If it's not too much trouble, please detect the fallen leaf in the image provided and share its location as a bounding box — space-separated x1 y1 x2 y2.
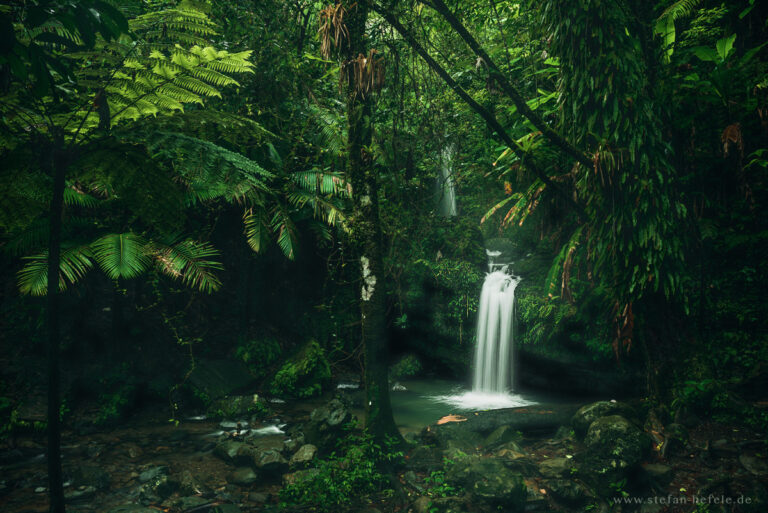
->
437 414 467 425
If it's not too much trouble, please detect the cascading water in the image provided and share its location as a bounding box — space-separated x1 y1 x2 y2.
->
472 258 520 393
430 247 533 410
436 145 457 217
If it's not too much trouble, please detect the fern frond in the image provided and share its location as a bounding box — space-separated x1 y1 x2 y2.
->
243 208 269 253
18 245 94 296
271 207 298 260
152 238 222 293
91 232 152 279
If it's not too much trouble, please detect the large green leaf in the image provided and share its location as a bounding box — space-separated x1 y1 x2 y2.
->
91 233 151 279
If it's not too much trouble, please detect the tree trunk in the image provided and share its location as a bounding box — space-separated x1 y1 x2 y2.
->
46 139 67 513
343 1 403 446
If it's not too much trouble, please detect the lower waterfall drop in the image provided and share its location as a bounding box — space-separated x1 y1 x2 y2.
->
472 267 520 393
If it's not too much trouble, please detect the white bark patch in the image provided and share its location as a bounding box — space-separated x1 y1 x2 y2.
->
360 256 376 301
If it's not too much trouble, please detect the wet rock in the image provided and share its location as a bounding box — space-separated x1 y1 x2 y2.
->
248 492 269 503
137 466 177 504
254 449 289 476
711 438 738 458
170 496 209 510
285 433 305 453
740 454 768 476
188 359 255 400
572 401 636 438
412 496 432 513
581 415 647 495
214 441 245 464
483 424 521 449
69 464 110 490
213 505 241 513
64 485 96 502
445 454 525 508
424 496 468 513
227 467 258 487
538 457 574 478
304 398 353 454
642 463 673 485
289 444 317 469
283 468 320 487
545 479 589 506
138 466 169 483
177 470 206 496
662 423 689 457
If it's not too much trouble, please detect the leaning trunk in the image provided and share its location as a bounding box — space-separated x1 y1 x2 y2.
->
46 140 67 513
343 1 403 445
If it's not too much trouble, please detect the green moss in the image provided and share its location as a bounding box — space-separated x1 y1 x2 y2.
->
270 340 331 398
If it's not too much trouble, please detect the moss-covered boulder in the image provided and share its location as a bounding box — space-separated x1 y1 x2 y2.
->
580 415 648 496
445 455 526 510
270 340 331 398
571 401 637 438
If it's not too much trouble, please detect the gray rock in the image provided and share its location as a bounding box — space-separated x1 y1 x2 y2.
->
255 449 289 476
188 359 255 400
289 444 317 469
213 505 241 513
248 492 269 503
445 454 525 508
545 479 589 506
407 445 443 473
572 401 636 438
214 441 245 464
412 496 432 513
177 470 206 496
538 457 574 478
740 454 768 476
483 425 521 449
642 463 674 484
171 496 209 510
662 423 689 457
138 466 169 483
227 467 258 487
304 399 353 454
64 485 96 502
285 433 305 453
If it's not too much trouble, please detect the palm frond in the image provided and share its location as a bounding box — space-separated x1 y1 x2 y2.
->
153 238 223 293
18 245 94 296
271 207 298 260
91 232 151 279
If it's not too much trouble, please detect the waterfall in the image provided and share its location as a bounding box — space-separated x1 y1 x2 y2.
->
436 145 457 217
472 251 520 393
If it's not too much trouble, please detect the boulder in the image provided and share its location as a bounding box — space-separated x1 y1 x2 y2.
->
446 455 526 509
642 463 673 485
214 441 245 465
64 485 97 502
304 399 353 454
423 403 581 450
483 425 521 450
137 466 177 504
289 444 317 469
571 401 636 438
227 467 258 487
538 457 574 478
581 415 647 496
662 423 689 457
253 449 288 476
545 479 589 506
740 454 768 477
188 359 255 400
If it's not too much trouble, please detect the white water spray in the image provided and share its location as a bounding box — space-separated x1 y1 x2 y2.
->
472 265 519 393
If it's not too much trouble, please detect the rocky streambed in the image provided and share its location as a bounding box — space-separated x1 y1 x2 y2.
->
0 396 766 513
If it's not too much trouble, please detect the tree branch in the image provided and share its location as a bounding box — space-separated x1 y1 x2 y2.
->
369 2 587 222
426 0 593 169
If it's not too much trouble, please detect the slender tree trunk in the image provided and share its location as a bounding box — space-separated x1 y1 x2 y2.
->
343 1 403 446
46 138 67 513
